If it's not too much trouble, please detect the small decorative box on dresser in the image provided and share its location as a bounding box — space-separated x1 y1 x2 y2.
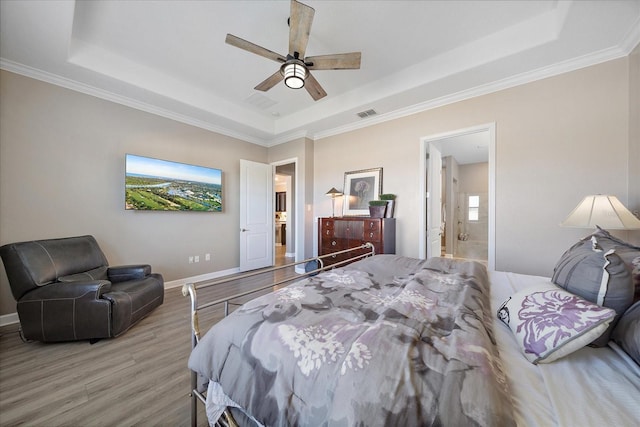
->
318 217 396 267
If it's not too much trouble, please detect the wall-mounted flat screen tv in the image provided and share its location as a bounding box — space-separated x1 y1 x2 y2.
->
125 154 222 211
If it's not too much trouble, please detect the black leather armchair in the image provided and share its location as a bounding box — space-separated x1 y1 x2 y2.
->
0 235 164 342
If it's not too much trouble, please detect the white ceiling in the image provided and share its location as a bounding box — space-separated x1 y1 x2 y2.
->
1 1 639 147
434 131 490 165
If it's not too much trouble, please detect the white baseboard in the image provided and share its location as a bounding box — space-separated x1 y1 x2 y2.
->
285 252 295 258
0 312 19 327
0 267 271 326
163 267 241 289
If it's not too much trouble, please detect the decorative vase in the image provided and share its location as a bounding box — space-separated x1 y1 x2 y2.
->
384 200 395 218
369 205 387 218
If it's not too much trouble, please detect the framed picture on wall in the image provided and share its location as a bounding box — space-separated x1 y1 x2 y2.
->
342 167 383 216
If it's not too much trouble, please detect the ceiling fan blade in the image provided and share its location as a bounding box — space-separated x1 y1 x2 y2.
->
226 34 287 63
306 52 362 70
254 70 284 92
289 0 315 58
304 72 327 101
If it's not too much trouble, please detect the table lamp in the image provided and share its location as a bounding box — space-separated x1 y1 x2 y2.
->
560 194 640 229
326 187 343 217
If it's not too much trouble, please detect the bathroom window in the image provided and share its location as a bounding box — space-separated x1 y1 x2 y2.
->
468 195 480 221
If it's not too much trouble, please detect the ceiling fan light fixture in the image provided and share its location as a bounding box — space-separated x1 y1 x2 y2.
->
282 62 307 89
226 1 360 100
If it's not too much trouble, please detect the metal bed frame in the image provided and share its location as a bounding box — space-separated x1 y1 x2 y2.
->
182 243 375 427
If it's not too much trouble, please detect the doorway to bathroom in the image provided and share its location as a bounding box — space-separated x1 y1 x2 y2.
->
274 162 295 266
419 123 495 270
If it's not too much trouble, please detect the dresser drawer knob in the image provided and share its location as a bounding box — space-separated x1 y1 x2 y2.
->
331 241 337 246
369 232 374 238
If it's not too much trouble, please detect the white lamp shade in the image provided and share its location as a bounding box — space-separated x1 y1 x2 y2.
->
561 195 640 229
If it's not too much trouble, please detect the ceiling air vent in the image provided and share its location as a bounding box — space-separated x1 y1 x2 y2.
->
357 109 378 119
244 93 277 110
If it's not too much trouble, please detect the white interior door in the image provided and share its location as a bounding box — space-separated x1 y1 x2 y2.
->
239 159 273 272
427 144 443 259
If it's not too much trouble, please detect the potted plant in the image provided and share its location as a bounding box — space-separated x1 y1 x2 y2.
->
368 200 388 218
379 194 396 218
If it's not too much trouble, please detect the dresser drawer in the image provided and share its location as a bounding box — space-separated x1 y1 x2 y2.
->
322 238 347 252
334 220 363 239
364 220 382 232
363 228 381 242
321 219 336 230
318 217 395 266
362 220 382 242
321 240 349 267
321 226 335 238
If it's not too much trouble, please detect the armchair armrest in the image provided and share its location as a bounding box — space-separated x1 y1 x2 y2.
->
108 264 152 283
19 280 112 302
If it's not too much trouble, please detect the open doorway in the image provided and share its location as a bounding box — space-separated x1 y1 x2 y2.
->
419 124 495 270
274 162 295 266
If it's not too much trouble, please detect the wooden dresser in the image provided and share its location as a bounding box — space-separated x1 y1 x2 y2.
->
318 217 396 267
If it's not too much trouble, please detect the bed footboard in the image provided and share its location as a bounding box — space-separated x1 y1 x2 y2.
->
182 243 374 427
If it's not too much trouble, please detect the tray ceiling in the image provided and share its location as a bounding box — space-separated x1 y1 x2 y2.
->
1 1 639 146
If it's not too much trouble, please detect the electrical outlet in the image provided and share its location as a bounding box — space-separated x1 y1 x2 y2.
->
188 256 194 264
205 253 211 261
194 255 200 263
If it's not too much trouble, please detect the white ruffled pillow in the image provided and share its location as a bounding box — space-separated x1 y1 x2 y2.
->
497 283 616 364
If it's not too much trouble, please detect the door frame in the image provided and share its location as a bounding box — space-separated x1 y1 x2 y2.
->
271 157 302 264
426 143 443 259
418 123 496 270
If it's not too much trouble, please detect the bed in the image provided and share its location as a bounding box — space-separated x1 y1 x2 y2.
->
186 229 640 426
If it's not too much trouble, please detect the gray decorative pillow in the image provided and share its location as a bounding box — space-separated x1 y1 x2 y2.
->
587 228 640 301
552 231 634 347
633 257 640 303
611 301 640 366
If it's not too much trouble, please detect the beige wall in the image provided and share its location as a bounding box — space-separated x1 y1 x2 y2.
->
314 56 638 276
1 49 639 317
0 70 267 315
267 137 315 260
458 162 489 246
458 163 488 194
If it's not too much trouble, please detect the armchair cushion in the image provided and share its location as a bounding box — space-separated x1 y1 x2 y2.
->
104 273 164 336
58 266 109 282
19 279 112 301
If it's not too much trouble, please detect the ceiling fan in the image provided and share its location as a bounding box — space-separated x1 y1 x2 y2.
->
225 0 361 101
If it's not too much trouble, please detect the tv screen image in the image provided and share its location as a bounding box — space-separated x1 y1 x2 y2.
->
125 154 222 211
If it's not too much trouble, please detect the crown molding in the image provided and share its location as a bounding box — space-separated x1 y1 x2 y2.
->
3 27 638 148
619 15 640 54
264 129 311 147
313 44 634 141
0 58 270 147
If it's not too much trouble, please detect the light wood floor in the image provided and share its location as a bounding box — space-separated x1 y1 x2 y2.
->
0 247 295 426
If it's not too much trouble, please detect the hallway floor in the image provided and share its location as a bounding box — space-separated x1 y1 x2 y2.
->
275 245 294 266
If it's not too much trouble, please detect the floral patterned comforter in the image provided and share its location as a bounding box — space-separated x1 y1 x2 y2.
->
188 255 515 426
